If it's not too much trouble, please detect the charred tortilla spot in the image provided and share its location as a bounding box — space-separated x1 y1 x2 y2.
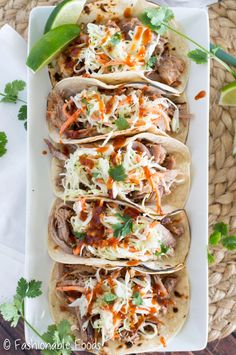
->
125 341 133 349
173 307 178 313
83 5 90 14
174 290 182 298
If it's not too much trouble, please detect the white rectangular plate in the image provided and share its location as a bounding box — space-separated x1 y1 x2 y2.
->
25 4 209 351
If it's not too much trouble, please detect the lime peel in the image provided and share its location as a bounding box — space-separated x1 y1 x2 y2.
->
26 24 80 73
219 81 236 106
44 0 86 33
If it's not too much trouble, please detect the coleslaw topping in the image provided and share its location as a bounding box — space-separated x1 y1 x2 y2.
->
56 266 177 345
70 199 176 260
58 86 179 136
60 139 180 213
73 22 160 74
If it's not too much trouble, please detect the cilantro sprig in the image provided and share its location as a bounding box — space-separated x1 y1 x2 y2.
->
109 164 127 181
132 292 143 306
112 213 133 238
155 243 169 256
115 114 130 130
0 277 74 354
208 222 236 264
0 131 8 158
139 7 236 79
0 80 27 130
110 32 122 45
104 293 118 303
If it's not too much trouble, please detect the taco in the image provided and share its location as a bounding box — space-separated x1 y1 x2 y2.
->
48 0 189 94
48 196 190 271
47 132 190 215
47 78 190 144
49 263 189 354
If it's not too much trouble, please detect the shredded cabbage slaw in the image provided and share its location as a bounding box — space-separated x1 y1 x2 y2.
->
57 268 173 345
71 199 175 261
60 140 180 213
61 86 179 136
74 23 160 74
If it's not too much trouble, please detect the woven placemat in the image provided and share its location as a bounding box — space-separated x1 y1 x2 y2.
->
0 0 236 343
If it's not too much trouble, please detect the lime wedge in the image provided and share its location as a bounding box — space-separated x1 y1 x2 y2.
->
26 24 80 73
219 81 236 106
44 0 86 33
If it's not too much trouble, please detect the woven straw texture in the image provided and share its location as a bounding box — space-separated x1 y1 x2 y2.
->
0 0 236 343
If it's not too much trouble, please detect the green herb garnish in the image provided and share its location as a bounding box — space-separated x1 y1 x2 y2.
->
73 231 86 240
0 277 75 354
0 131 8 158
112 214 133 238
147 56 157 69
221 236 236 250
208 251 215 264
132 292 143 306
208 222 236 263
110 33 122 45
109 164 127 181
139 7 236 79
104 293 118 303
155 243 169 256
0 80 27 129
115 115 130 130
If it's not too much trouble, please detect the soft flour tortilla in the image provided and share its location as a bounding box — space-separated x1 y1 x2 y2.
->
48 196 190 272
51 132 191 215
49 0 189 94
47 77 189 145
49 263 190 354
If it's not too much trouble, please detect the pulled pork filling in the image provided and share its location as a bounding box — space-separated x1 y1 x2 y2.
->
55 265 178 346
47 86 182 139
50 199 184 260
51 18 185 87
48 137 183 214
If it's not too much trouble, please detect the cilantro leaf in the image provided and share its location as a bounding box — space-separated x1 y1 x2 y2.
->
73 231 86 240
139 7 174 35
0 80 26 103
132 292 143 306
112 214 133 238
221 236 236 251
104 293 118 303
155 243 169 256
147 56 157 69
110 33 122 45
115 115 130 130
187 49 208 64
209 230 221 246
0 303 20 327
16 277 28 299
26 280 42 298
214 222 228 236
0 131 8 157
42 320 74 355
208 251 215 264
18 104 27 121
109 164 127 181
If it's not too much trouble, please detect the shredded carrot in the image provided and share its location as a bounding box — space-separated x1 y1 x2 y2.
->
60 105 82 135
107 176 113 190
73 246 81 256
150 221 159 228
143 167 161 214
